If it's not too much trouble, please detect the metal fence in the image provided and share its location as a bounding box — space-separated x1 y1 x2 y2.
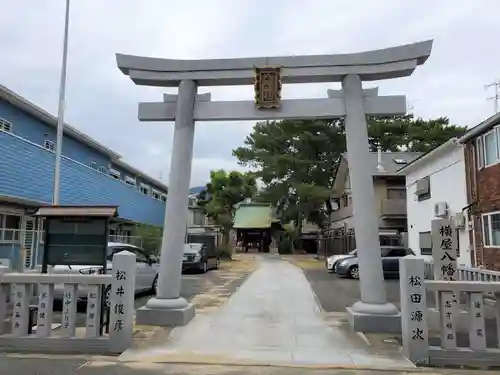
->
318 233 356 257
0 229 41 271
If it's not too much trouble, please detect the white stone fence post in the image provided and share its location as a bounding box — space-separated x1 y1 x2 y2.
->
0 251 136 354
109 250 136 353
400 256 429 365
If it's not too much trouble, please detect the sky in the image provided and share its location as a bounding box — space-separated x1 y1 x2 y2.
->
1 0 499 187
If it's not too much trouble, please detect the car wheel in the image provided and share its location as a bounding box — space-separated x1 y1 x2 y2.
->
104 285 111 307
152 275 158 295
348 266 359 279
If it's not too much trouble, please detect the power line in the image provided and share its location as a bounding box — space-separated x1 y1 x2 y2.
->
485 80 500 114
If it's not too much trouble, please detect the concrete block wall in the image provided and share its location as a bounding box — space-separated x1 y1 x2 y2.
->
0 132 166 226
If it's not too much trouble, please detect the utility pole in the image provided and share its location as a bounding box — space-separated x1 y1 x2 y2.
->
407 99 419 115
52 0 71 204
485 80 500 114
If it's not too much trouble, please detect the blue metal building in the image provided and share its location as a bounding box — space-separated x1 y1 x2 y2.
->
0 85 169 269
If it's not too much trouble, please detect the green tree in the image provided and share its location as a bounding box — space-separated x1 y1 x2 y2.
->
135 224 163 255
197 169 257 246
368 115 467 152
233 116 467 231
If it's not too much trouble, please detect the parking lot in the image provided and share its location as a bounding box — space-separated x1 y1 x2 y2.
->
303 268 401 313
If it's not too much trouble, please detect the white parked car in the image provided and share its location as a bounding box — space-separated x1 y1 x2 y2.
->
325 250 357 273
51 242 158 305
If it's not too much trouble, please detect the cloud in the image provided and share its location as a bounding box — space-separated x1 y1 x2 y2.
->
1 0 499 187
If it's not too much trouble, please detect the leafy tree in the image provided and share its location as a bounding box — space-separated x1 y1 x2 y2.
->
197 170 257 246
368 115 467 152
233 116 467 231
135 224 163 255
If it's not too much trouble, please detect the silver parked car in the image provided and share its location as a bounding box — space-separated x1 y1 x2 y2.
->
326 247 414 279
51 242 159 305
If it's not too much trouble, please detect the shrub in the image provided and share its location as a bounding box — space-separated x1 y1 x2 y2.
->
217 245 233 260
278 237 293 254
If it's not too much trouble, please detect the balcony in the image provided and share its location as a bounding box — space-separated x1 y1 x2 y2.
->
380 198 406 217
330 205 353 222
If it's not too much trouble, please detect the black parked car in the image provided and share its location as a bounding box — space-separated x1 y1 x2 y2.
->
182 243 220 273
333 246 414 279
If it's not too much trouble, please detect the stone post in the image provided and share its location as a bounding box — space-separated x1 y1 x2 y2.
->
36 283 54 337
431 218 459 338
137 79 197 326
109 250 136 353
12 284 29 336
61 283 77 337
400 256 429 364
342 74 399 332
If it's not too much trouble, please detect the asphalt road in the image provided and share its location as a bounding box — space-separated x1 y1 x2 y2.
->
303 268 401 313
304 268 498 348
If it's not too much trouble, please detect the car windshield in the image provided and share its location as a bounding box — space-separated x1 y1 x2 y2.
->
184 243 202 254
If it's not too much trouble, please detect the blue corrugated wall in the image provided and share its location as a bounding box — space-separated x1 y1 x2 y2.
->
0 132 166 226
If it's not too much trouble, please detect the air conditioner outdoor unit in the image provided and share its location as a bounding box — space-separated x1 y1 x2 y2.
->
434 202 449 218
467 220 473 231
454 212 466 229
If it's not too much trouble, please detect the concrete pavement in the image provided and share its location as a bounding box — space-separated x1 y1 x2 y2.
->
119 255 414 369
0 357 495 375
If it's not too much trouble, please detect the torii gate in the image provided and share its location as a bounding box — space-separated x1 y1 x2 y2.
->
116 40 433 332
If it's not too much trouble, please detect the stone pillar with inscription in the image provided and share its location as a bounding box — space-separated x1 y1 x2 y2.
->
36 283 54 337
109 250 136 353
431 218 459 349
400 257 429 364
61 284 77 337
12 284 29 336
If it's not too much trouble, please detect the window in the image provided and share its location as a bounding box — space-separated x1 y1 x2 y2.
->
193 210 205 225
386 248 408 257
160 194 167 203
152 190 161 200
139 184 150 196
484 129 499 166
419 231 432 255
387 188 406 200
109 168 121 180
482 212 500 247
476 127 500 169
0 118 12 132
0 214 21 242
44 140 55 152
415 176 431 201
342 194 350 207
476 136 485 169
125 176 136 186
132 248 148 263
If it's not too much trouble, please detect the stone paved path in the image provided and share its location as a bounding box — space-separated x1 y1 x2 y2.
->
120 255 414 369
